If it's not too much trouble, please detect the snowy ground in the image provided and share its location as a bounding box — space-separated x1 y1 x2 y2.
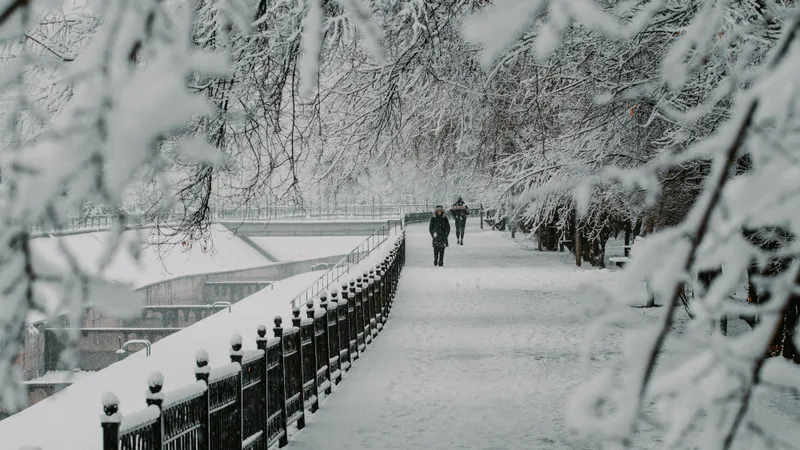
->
286 222 800 449
31 225 370 290
31 224 273 289
290 222 620 449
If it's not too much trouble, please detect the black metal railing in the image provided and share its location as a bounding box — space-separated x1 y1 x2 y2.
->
101 230 408 450
288 218 405 309
31 203 435 236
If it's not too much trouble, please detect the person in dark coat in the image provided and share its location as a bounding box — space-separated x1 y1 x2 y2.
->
429 205 450 267
450 196 469 245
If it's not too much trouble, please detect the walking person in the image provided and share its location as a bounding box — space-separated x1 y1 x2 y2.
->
429 205 450 267
450 196 469 245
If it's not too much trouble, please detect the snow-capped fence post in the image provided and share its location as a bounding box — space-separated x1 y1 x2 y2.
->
350 280 364 354
291 308 308 424
255 326 272 446
376 266 386 323
343 281 359 362
383 257 392 308
367 272 378 338
337 291 351 372
331 288 351 373
229 334 244 443
321 294 342 385
272 317 289 448
100 393 121 450
388 253 397 299
359 275 371 342
371 269 379 323
145 372 164 448
314 294 332 396
385 259 393 310
368 273 377 339
399 237 406 268
282 315 305 431
194 350 211 450
300 303 320 413
357 278 371 347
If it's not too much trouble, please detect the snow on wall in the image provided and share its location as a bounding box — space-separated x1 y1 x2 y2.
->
0 270 325 450
249 236 369 261
30 224 271 291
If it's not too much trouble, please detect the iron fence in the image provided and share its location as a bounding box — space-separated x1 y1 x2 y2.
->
103 232 408 450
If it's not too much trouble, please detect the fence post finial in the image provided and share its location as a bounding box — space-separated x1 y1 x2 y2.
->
230 333 243 364
306 299 315 319
195 349 210 383
146 372 164 409
273 316 283 338
100 393 121 450
292 306 302 328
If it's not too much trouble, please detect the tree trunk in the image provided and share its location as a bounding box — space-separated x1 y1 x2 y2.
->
632 217 643 238
573 213 581 267
624 221 631 246
698 269 725 334
537 226 543 251
741 227 794 356
781 295 800 363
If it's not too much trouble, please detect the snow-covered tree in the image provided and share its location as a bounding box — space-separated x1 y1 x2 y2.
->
463 0 800 447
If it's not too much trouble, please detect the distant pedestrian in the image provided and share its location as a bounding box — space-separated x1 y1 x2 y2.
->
450 197 469 245
429 205 450 267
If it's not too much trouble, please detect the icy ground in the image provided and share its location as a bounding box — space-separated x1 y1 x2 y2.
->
290 223 619 449
288 223 800 450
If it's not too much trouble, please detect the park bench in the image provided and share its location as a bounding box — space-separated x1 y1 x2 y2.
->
609 235 646 268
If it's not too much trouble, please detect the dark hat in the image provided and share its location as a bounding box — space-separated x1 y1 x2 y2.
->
434 205 444 209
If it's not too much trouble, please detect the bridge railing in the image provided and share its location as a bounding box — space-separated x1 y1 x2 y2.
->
99 230 408 450
287 210 434 310
30 204 435 236
288 219 402 310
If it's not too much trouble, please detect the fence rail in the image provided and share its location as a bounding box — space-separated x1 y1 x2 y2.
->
30 204 437 236
289 219 404 309
100 230 408 450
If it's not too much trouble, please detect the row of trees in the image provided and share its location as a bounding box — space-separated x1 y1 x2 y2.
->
308 0 800 447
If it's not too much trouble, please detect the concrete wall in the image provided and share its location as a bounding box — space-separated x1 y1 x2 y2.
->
219 220 388 237
44 328 180 372
203 282 274 305
15 323 46 381
51 254 345 329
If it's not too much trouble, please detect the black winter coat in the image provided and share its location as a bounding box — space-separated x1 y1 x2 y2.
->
429 215 451 248
450 200 469 221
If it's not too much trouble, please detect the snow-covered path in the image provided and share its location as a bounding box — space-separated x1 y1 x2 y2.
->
289 222 613 449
